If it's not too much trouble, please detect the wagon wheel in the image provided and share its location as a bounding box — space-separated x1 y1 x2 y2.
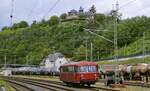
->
72 83 76 87
81 83 85 87
65 82 69 86
87 83 91 87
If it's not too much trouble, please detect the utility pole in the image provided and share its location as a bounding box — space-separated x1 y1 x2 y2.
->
143 32 145 62
90 42 93 61
14 55 16 75
14 55 16 67
114 1 119 62
97 51 100 61
113 1 119 84
136 40 138 53
124 44 126 56
4 54 7 68
85 39 88 61
26 55 29 66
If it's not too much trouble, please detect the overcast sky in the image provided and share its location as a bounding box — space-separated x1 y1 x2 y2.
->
0 0 150 29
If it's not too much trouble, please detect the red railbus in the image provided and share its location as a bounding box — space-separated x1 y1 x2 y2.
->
59 61 100 86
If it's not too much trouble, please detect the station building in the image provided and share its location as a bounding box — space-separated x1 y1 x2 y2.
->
40 53 68 73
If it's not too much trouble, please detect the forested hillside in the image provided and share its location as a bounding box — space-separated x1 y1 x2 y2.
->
0 10 150 65
112 16 150 57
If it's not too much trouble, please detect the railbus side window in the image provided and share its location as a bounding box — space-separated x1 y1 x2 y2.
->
78 66 97 72
88 66 97 72
74 66 78 72
79 66 88 72
68 66 74 72
62 67 68 72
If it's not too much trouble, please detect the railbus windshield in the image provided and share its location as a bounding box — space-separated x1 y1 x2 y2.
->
60 65 98 73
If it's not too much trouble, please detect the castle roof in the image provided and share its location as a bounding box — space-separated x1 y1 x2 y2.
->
70 9 77 13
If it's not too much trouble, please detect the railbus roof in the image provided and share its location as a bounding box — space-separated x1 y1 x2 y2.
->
60 61 97 67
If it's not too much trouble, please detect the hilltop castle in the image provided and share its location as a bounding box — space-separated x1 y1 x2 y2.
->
62 5 96 20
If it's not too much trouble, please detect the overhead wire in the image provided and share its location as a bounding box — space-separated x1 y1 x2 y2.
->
42 0 61 19
119 0 137 10
118 0 150 13
139 5 150 11
26 0 39 22
119 0 149 16
104 0 137 25
10 0 14 26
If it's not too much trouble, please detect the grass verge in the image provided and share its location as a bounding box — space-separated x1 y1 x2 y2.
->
98 56 150 65
0 78 14 91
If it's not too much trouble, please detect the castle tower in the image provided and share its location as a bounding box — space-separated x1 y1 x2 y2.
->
79 6 84 13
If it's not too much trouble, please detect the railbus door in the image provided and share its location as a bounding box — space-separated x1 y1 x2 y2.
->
67 66 76 83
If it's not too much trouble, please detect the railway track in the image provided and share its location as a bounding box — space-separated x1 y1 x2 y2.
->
11 78 78 91
20 77 120 91
2 76 120 91
8 77 150 91
99 79 150 88
6 79 35 91
124 81 150 87
3 77 77 91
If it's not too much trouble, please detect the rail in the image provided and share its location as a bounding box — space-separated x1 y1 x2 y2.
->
4 76 120 91
5 79 34 91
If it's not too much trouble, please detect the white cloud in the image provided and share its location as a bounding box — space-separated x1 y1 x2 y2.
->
0 0 150 29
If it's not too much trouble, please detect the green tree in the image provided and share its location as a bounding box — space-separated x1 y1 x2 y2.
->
73 45 86 61
1 26 10 31
18 21 29 28
12 21 28 29
60 13 67 20
49 16 60 26
31 20 38 28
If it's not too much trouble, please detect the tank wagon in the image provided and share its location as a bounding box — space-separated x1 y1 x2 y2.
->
100 63 150 82
99 65 124 85
59 61 100 86
121 63 150 81
12 67 56 75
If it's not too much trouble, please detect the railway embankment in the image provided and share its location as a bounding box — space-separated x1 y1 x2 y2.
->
98 56 150 65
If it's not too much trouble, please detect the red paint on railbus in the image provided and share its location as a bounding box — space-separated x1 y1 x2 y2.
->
59 61 100 86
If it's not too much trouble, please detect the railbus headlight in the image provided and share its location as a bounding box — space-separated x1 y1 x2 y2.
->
94 74 97 77
80 74 84 79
